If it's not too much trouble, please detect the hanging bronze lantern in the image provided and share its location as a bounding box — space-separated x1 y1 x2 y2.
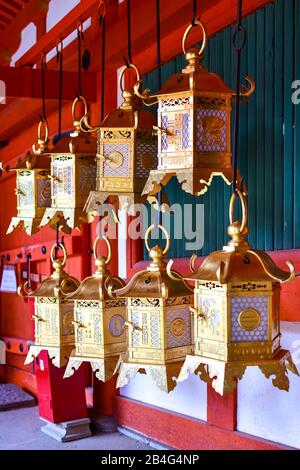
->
134 20 254 199
24 243 80 368
82 63 158 217
64 236 126 382
2 120 51 235
177 191 299 395
115 225 193 393
40 97 97 233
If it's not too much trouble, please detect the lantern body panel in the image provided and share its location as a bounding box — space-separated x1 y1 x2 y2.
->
97 129 157 194
40 130 97 231
7 162 51 235
51 154 96 209
127 297 193 366
157 93 231 172
194 279 280 363
34 297 75 348
84 99 158 217
73 298 126 359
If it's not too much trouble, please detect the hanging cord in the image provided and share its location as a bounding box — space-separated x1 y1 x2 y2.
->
156 0 163 225
41 54 47 123
26 254 31 290
56 39 63 140
77 22 84 97
126 0 132 64
232 0 247 194
192 0 197 26
99 1 106 121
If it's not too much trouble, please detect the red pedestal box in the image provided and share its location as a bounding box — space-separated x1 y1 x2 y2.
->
35 350 88 423
28 297 87 423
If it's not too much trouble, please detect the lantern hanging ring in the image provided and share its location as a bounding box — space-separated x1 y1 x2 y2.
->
182 18 207 56
50 243 67 266
72 95 88 123
37 118 49 144
119 63 140 94
229 189 248 233
93 236 112 265
98 0 106 18
145 224 170 256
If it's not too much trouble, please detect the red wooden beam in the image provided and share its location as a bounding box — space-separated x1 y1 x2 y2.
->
0 0 50 65
0 65 97 101
16 0 112 67
115 396 293 450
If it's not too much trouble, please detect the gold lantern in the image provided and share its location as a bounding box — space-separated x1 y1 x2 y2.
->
40 97 97 233
82 63 158 217
64 237 126 382
24 243 80 368
115 225 194 393
178 191 299 395
134 20 255 198
3 120 51 235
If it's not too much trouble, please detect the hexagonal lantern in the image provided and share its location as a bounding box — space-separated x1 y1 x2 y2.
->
24 243 80 368
115 225 194 393
134 20 254 199
4 120 51 235
40 97 97 233
64 236 126 382
178 191 299 395
82 63 158 217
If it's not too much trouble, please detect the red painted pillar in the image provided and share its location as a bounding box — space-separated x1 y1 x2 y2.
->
207 383 237 431
28 286 88 424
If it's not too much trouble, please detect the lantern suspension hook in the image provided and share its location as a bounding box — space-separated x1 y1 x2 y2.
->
145 224 170 256
182 18 207 56
93 236 112 266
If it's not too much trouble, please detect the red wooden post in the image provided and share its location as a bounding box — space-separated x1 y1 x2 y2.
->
207 383 237 431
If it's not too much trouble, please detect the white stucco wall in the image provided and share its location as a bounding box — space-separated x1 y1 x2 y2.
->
120 371 207 420
237 321 300 449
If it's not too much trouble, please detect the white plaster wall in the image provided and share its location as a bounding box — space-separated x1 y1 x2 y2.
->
237 321 300 449
11 23 36 66
120 372 207 420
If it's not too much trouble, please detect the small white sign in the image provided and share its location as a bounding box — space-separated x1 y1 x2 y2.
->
0 265 17 293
